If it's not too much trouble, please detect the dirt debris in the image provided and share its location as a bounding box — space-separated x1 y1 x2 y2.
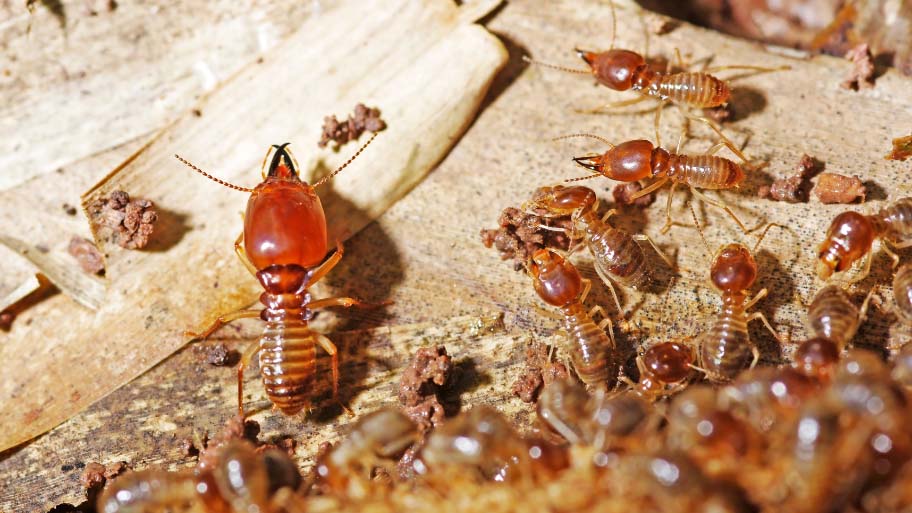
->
841 43 875 90
812 173 866 204
480 206 578 272
318 103 386 149
398 346 453 433
702 104 733 124
79 462 106 492
758 154 822 203
0 312 14 331
612 182 656 208
886 134 912 161
511 340 569 404
67 236 105 275
87 190 158 249
197 414 260 470
62 203 78 216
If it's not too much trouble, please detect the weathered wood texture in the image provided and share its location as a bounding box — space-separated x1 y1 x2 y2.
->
0 0 506 454
3 0 912 510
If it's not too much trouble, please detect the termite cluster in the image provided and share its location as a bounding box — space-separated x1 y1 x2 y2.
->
79 2 912 513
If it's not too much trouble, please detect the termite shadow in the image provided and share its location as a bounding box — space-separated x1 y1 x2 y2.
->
751 247 796 364
725 86 768 123
144 206 190 252
863 180 888 202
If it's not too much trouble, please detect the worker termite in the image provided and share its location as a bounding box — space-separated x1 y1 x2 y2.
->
523 0 788 146
175 135 378 416
892 263 912 325
806 284 875 351
559 133 752 233
621 341 696 400
527 248 622 390
816 197 912 281
314 407 418 492
719 366 818 434
697 227 782 382
98 441 302 513
524 184 674 312
793 337 841 382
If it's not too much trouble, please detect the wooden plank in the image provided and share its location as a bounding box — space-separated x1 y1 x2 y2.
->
3 0 912 510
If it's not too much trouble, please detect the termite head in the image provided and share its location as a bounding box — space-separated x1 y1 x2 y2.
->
526 185 598 217
577 48 647 91
709 244 757 293
206 441 301 513
794 337 840 382
816 211 875 280
528 249 583 307
574 139 665 182
641 342 695 385
245 144 328 272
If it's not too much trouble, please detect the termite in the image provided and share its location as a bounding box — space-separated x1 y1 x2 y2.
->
622 341 696 400
559 132 752 234
524 184 673 312
527 248 622 390
175 135 378 416
816 198 912 281
98 441 302 513
314 407 418 492
892 263 912 325
524 0 787 145
793 337 841 382
806 284 875 352
720 366 818 434
696 226 782 382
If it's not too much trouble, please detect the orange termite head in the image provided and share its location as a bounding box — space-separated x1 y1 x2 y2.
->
642 342 695 384
576 48 647 91
816 211 875 280
573 139 663 182
528 249 583 307
244 144 329 273
709 243 757 292
527 185 598 216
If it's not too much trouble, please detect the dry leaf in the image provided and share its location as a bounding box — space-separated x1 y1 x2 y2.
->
0 0 506 452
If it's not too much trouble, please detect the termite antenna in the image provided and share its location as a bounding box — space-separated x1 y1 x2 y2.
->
690 201 712 260
522 55 590 75
752 222 783 254
174 154 254 193
553 133 616 148
608 0 617 50
314 132 379 189
564 173 602 183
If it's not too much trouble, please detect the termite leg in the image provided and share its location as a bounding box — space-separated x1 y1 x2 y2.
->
308 240 345 286
580 278 592 303
185 309 261 340
659 181 679 234
633 234 675 270
705 141 727 156
577 95 651 115
682 110 750 163
747 310 781 343
315 333 353 416
591 265 624 315
749 345 760 369
703 64 791 74
744 288 768 310
234 232 258 277
305 296 388 310
881 240 907 268
589 304 616 348
237 341 261 417
689 187 749 233
653 100 670 147
849 251 874 285
629 176 670 201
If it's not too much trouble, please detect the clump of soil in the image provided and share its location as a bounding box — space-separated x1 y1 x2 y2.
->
812 173 866 204
886 134 912 161
87 190 158 249
512 340 569 404
318 103 386 149
480 206 578 272
612 182 656 208
197 414 261 470
78 459 131 505
67 236 105 275
758 154 822 202
398 346 453 433
841 43 876 90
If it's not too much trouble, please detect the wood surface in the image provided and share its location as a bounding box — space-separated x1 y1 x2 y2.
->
2 0 912 511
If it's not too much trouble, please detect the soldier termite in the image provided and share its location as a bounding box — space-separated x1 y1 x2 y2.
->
175 135 378 416
558 132 752 234
524 184 674 313
523 0 788 146
817 197 912 282
527 248 622 390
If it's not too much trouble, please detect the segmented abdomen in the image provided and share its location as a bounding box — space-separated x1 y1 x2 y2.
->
652 72 729 107
587 222 648 289
561 303 617 388
259 320 316 415
894 264 912 325
699 304 751 382
807 285 860 350
97 470 197 513
667 155 743 190
878 197 912 244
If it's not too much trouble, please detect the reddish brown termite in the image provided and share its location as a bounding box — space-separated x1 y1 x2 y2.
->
816 198 912 281
806 284 875 352
527 248 622 390
621 341 696 400
175 136 378 416
98 441 303 513
557 132 752 234
523 1 788 145
524 184 674 313
696 226 782 382
892 263 912 325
